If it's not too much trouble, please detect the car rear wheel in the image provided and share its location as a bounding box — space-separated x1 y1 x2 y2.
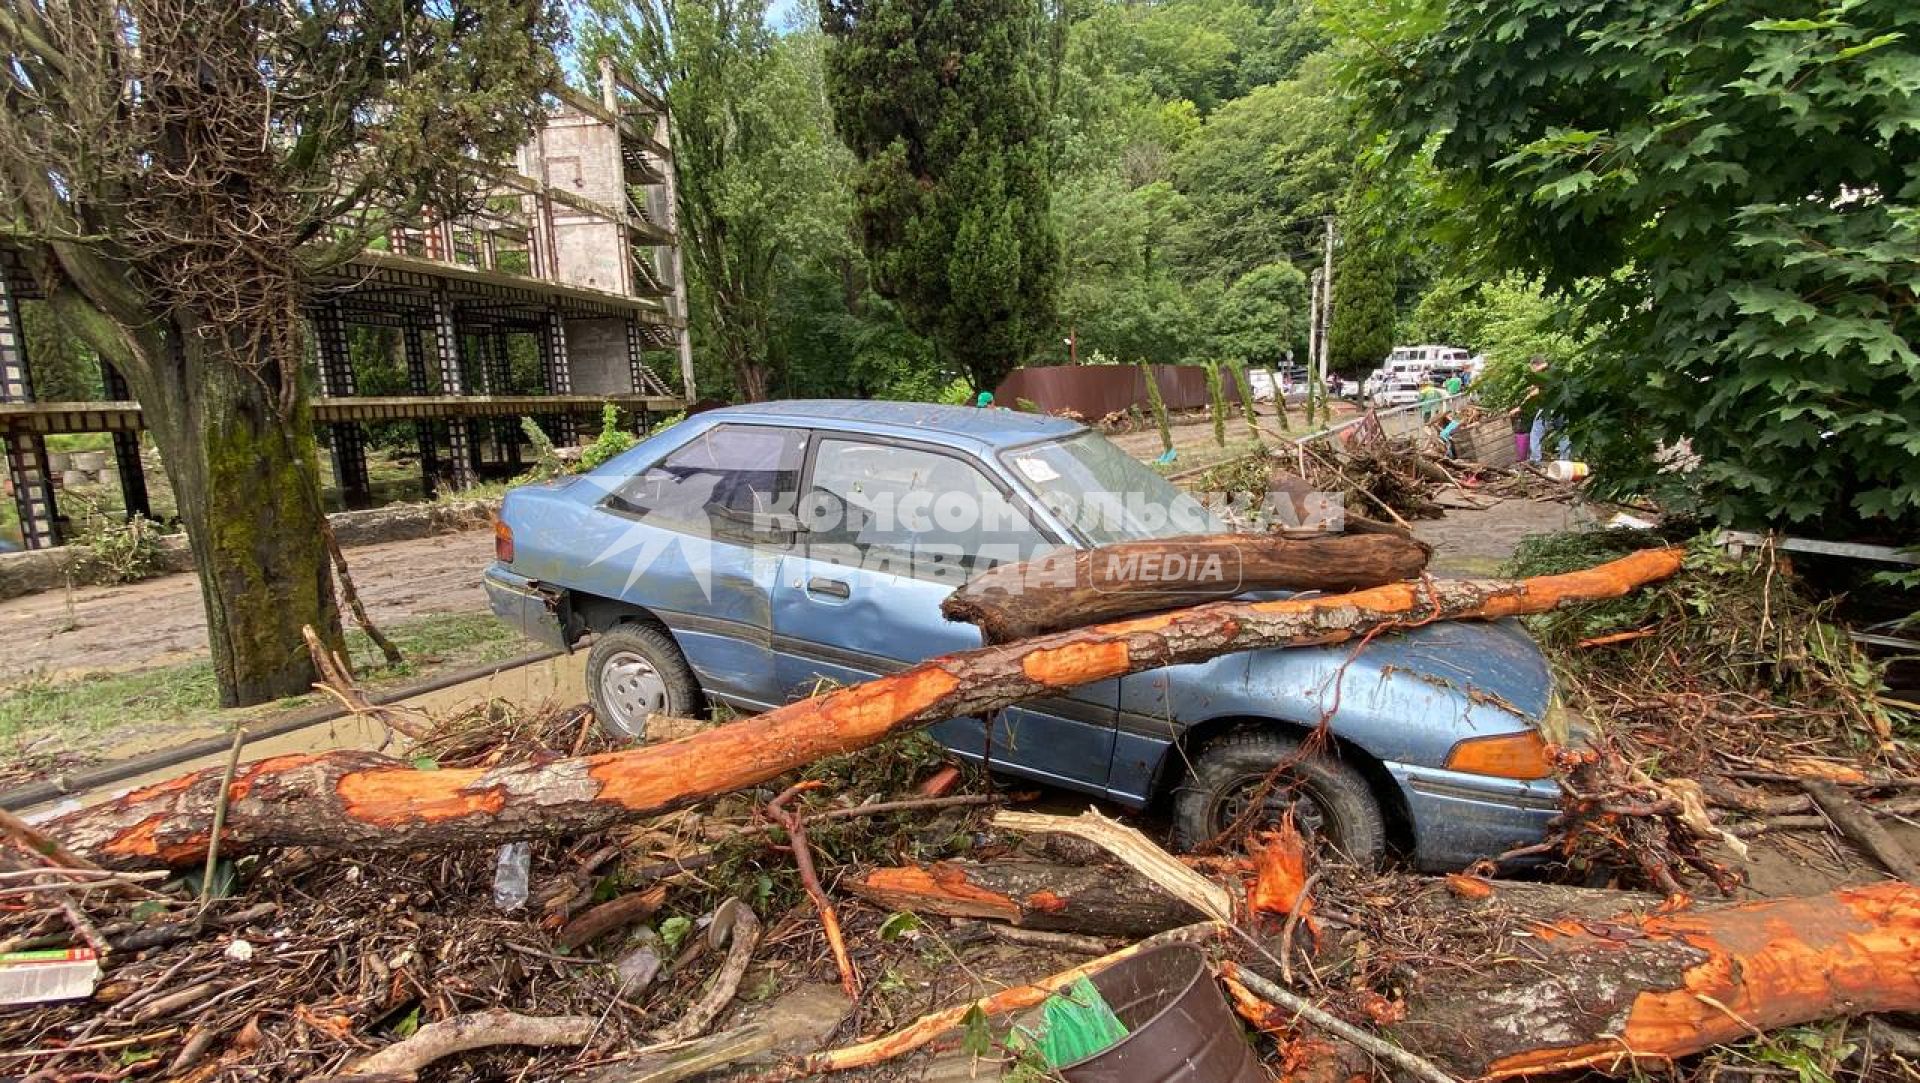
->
586 623 702 742
1170 731 1387 864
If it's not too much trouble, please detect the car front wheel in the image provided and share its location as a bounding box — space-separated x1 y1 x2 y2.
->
1171 731 1387 863
586 623 703 742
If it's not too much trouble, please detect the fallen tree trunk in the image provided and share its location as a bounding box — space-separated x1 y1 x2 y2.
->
845 860 1204 939
48 547 1682 870
1394 881 1920 1078
941 532 1431 643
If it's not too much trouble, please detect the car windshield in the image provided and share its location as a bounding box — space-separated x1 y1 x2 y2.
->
1001 432 1226 546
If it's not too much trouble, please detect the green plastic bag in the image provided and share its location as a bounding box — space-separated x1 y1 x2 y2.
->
1030 976 1129 1067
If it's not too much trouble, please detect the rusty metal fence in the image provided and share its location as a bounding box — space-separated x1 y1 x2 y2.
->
993 364 1251 418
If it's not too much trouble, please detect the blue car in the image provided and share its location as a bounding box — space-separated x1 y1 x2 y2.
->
486 400 1566 869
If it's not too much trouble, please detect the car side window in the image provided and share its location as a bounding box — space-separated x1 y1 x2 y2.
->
803 438 1059 584
604 424 806 539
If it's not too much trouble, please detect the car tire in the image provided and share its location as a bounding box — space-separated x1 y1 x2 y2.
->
1170 730 1387 864
586 622 703 742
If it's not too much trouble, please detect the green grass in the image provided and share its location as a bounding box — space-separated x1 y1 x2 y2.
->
0 611 525 745
46 433 114 454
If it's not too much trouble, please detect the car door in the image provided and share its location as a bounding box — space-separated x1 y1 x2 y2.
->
772 434 1121 792
596 422 807 708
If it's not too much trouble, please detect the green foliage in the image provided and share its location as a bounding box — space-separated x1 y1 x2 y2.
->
75 514 167 585
1345 0 1920 530
1169 55 1346 280
1503 531 1899 748
1326 231 1397 375
20 301 101 402
1137 360 1173 451
822 0 1063 392
1203 361 1227 446
1411 274 1591 411
585 3 851 402
581 404 639 471
1209 261 1308 368
1230 361 1261 442
517 417 563 481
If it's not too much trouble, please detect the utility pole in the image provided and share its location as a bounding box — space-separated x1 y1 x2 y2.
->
1318 216 1336 426
1307 269 1323 428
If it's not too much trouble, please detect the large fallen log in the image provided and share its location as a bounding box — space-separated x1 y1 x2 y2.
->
941 532 1431 643
1395 881 1920 1078
845 860 1203 939
48 547 1682 870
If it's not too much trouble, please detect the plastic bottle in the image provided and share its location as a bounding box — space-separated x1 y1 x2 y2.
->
492 841 531 911
1542 460 1589 482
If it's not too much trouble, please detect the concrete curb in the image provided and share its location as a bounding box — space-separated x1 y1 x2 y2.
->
0 645 564 812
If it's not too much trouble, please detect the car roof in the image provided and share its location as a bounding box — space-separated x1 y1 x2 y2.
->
696 399 1085 451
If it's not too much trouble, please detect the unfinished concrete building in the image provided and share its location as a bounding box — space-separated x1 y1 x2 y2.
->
0 68 690 550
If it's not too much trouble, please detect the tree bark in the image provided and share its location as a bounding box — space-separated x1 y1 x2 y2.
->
1390 881 1920 1079
140 322 343 706
48 547 1682 870
941 533 1432 643
845 860 1204 938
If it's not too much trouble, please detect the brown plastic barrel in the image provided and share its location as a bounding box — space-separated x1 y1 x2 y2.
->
1057 944 1267 1082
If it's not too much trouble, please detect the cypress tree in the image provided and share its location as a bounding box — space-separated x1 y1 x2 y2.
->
820 0 1061 393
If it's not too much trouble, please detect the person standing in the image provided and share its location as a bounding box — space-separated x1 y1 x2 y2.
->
1417 377 1444 421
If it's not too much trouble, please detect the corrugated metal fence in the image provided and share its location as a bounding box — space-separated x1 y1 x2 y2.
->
994 364 1250 418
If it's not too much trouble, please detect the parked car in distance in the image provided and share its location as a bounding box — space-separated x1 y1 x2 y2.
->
1363 345 1475 406
486 401 1567 870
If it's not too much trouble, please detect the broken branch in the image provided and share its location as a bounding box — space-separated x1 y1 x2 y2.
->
341 1009 595 1079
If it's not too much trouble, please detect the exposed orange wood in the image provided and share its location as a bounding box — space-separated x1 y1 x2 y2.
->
1476 882 1920 1078
852 866 1021 922
1246 822 1315 927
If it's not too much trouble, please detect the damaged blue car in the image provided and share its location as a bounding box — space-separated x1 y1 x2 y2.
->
486 400 1567 870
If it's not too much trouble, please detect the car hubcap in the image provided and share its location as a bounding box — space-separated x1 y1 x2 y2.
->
601 650 669 738
1214 773 1331 846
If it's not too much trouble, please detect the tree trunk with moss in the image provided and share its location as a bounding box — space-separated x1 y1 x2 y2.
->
103 312 342 706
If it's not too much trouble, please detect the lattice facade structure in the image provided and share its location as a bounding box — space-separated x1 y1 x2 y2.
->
0 66 687 550
0 275 59 548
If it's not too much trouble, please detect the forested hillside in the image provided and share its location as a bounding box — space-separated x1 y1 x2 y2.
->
587 0 1441 404
583 0 1914 534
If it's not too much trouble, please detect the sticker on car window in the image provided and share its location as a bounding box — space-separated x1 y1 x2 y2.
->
1013 456 1060 483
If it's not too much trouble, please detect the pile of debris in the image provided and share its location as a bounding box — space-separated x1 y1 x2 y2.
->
2 541 1915 1082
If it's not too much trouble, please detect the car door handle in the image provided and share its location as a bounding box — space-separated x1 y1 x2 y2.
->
807 576 851 599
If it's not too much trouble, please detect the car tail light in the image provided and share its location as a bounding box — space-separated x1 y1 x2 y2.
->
493 517 514 563
1445 730 1553 781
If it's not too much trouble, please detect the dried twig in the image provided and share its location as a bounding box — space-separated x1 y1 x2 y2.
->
301 624 430 738
652 900 761 1044
321 517 403 668
766 782 859 999
1804 780 1920 883
200 725 247 903
1222 961 1460 1083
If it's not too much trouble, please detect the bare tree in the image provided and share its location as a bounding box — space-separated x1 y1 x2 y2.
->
0 1 564 704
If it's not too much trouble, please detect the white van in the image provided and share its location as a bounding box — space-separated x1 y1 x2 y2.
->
1363 345 1474 405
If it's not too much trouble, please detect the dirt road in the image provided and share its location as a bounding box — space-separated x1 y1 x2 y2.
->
0 529 495 686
